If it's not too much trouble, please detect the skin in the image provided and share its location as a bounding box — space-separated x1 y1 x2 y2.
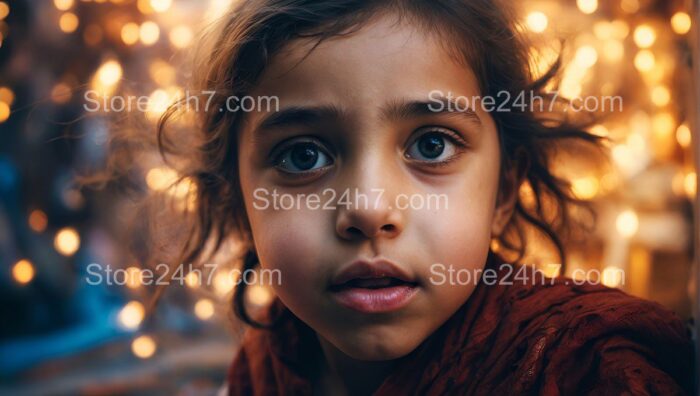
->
237 13 520 395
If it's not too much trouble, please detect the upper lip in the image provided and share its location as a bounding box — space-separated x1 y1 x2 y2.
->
330 257 417 287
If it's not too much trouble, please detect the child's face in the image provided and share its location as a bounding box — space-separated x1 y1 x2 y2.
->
238 15 515 360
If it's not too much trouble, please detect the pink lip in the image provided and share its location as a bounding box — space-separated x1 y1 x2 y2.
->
331 258 416 286
328 258 419 313
330 284 418 313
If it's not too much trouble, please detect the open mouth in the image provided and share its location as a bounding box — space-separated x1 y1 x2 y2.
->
328 275 419 313
327 258 420 313
329 277 417 291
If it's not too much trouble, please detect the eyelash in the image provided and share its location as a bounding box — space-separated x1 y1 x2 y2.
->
269 127 468 175
269 136 334 177
404 127 468 168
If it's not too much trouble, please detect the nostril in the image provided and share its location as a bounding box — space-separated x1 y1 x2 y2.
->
346 226 364 237
381 224 397 233
341 224 399 240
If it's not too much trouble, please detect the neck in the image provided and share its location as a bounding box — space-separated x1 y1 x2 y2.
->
314 336 401 396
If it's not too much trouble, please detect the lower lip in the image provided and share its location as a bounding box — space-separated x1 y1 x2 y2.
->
330 285 418 313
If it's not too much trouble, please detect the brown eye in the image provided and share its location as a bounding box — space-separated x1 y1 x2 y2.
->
406 131 462 163
274 141 333 173
415 134 445 159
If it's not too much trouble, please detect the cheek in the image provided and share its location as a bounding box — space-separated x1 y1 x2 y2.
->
417 162 500 261
238 150 334 311
245 202 331 300
410 145 501 299
411 192 493 301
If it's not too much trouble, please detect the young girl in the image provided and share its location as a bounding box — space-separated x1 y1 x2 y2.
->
155 0 694 394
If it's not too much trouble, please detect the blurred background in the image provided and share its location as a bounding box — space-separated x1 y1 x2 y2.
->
0 0 697 394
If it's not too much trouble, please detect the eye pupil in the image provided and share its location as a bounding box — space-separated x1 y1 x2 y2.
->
418 135 445 159
290 144 319 170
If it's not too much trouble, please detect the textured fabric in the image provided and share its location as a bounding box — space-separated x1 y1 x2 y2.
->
228 253 695 395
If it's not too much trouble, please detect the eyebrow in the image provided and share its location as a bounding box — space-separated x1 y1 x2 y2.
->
257 104 345 130
254 97 481 132
382 98 482 125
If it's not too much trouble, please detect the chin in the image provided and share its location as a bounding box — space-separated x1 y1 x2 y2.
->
332 331 422 361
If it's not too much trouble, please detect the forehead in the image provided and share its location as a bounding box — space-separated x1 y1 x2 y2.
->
245 13 484 122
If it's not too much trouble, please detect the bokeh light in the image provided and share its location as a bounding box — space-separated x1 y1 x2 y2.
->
671 12 691 35
616 210 639 238
54 227 80 256
131 335 157 359
194 298 215 320
118 301 145 330
59 12 79 33
12 259 35 285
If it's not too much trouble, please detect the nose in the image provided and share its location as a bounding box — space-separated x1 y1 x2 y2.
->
335 165 405 242
336 204 403 240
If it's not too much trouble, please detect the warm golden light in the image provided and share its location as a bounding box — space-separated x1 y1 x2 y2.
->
633 25 656 48
537 263 561 278
602 266 624 288
616 210 639 238
149 0 172 13
206 0 234 21
0 86 14 105
139 21 160 46
0 101 10 123
146 89 172 119
620 0 640 13
685 172 697 198
676 124 691 148
593 21 612 39
650 85 670 107
121 22 140 45
169 176 195 199
611 20 630 39
118 301 145 329
600 173 619 193
96 60 122 87
145 166 178 191
194 298 215 320
185 271 199 288
526 11 548 33
169 25 193 48
602 40 624 62
148 59 176 86
28 210 48 232
125 266 142 289
672 172 686 197
54 227 80 256
248 285 273 306
131 335 156 359
59 12 79 33
54 0 74 11
213 271 236 296
590 124 609 137
671 12 691 35
145 86 181 121
0 2 8 21
137 0 154 14
652 112 675 138
12 259 35 285
576 0 597 14
634 50 655 72
572 176 600 200
574 46 598 68
519 182 536 208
